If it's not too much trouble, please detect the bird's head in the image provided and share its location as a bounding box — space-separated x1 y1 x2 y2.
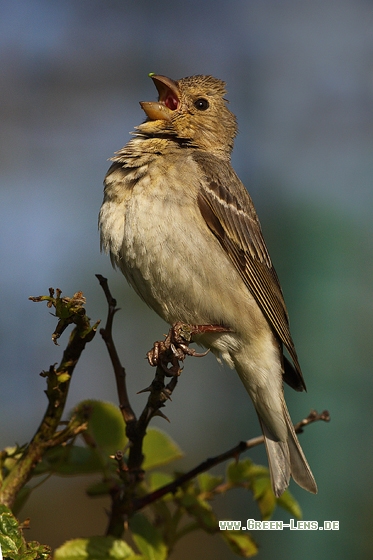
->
138 74 238 159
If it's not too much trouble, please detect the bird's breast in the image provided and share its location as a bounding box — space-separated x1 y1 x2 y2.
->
100 151 269 358
118 156 211 321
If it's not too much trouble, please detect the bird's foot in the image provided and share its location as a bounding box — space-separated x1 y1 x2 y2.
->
147 322 232 376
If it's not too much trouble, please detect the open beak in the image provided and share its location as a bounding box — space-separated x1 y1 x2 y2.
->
140 74 180 121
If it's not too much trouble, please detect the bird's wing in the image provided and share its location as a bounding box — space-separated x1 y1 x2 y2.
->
194 152 305 391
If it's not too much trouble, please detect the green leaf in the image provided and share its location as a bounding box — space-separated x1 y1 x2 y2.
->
177 493 217 533
226 459 275 520
25 541 52 560
77 400 127 456
277 489 302 519
244 464 269 478
251 476 276 521
221 531 258 558
2 446 24 473
34 446 104 476
226 459 254 485
0 505 23 552
142 428 183 470
54 536 140 560
147 472 174 494
0 536 18 558
197 472 223 493
0 505 51 559
35 400 129 478
129 513 168 560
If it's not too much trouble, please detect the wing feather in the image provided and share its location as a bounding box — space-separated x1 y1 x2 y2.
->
194 152 305 391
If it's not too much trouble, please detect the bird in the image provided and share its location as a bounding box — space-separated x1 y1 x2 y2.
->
99 73 317 497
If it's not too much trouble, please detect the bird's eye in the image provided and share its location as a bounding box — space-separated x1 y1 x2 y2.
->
194 98 209 111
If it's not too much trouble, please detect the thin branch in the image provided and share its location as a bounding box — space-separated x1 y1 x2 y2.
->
96 275 184 466
0 290 98 508
96 274 136 426
96 277 206 536
132 409 330 512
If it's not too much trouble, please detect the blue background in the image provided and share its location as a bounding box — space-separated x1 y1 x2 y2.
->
0 1 372 558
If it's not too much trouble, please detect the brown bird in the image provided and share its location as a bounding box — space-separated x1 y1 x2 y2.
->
99 74 317 497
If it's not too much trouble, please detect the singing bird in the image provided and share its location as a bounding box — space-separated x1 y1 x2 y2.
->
99 74 317 497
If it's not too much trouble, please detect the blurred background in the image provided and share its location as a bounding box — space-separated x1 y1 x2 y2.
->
1 1 372 558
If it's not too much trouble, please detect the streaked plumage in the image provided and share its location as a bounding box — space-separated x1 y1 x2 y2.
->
99 74 317 496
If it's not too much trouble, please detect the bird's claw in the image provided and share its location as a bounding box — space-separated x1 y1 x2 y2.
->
146 321 231 376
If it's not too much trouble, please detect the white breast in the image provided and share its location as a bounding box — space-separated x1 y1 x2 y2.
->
99 150 272 372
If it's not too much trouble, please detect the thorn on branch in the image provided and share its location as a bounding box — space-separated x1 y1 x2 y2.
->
153 410 170 422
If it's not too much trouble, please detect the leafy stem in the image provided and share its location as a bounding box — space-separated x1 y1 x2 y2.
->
0 289 99 508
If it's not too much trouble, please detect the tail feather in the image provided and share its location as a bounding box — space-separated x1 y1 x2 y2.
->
260 419 291 497
233 350 317 497
283 405 318 494
259 398 317 497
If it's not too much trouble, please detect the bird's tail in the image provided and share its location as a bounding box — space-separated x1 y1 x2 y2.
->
259 397 317 497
